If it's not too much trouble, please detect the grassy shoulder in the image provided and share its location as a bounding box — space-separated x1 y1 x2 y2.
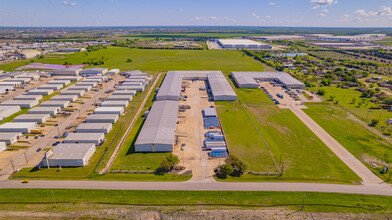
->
216 85 360 184
303 102 392 183
0 189 392 214
0 47 265 73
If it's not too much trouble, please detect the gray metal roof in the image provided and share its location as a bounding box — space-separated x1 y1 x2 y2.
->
13 114 49 120
231 72 305 88
155 72 182 101
135 100 179 146
156 71 237 101
49 143 95 160
85 114 118 120
64 133 105 141
76 123 112 130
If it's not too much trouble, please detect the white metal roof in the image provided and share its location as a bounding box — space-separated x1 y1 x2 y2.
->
49 143 95 160
218 39 266 46
231 72 305 87
135 100 179 146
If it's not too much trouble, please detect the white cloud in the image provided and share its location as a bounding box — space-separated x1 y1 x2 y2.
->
265 15 271 19
379 6 392 16
251 13 260 19
208 16 217 21
355 9 377 17
63 1 76 6
269 2 276 6
310 0 338 8
168 8 183 13
355 6 392 19
319 9 329 17
178 8 183 12
193 16 218 22
193 16 206 21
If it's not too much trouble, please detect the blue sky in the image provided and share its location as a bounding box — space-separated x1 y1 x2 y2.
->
0 0 391 27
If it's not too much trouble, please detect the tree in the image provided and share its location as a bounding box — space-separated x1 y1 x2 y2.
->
166 155 179 170
155 155 180 175
225 154 247 176
126 58 133 62
316 89 325 96
370 119 379 127
217 164 233 179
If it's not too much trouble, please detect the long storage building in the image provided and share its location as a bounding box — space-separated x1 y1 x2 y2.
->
0 132 22 145
135 100 179 152
28 106 60 115
93 107 124 115
27 89 53 96
85 114 118 124
13 114 50 123
13 94 43 101
0 106 21 121
0 99 39 108
41 143 96 167
63 133 105 145
101 100 129 108
0 122 37 133
40 100 70 108
231 71 305 89
76 123 112 134
51 95 78 102
106 95 133 102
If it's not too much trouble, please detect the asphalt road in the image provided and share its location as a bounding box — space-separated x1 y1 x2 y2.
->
0 78 117 180
0 180 391 196
289 105 383 185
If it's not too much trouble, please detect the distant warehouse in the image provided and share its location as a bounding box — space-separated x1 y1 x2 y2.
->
40 100 70 108
28 106 60 115
13 94 43 101
231 71 305 89
135 100 179 152
0 132 22 145
217 39 272 50
42 143 96 167
0 122 37 133
0 106 21 121
94 107 124 115
53 68 82 76
80 68 108 76
0 99 39 108
156 71 237 101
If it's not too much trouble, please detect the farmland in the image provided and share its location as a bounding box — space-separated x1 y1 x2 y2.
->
0 47 265 73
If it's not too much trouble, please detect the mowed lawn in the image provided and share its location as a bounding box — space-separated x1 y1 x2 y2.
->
304 103 392 182
217 87 360 183
0 47 265 73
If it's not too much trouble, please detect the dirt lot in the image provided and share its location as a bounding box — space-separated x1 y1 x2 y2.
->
174 80 220 181
0 204 387 220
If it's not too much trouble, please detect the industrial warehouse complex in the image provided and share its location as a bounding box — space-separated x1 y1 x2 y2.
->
231 71 306 89
217 39 272 50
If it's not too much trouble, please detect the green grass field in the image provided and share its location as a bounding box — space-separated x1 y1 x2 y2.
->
1 189 392 214
216 85 360 184
304 103 392 182
309 87 392 132
0 47 265 73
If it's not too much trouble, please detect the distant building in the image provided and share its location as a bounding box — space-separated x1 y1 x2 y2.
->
42 143 96 167
217 39 272 50
56 48 86 52
53 68 82 76
80 68 108 76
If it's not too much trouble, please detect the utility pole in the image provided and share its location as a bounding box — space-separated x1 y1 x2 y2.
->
52 190 57 208
10 160 15 173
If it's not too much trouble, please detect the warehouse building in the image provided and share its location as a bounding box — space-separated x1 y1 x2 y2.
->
85 114 118 124
68 85 91 91
41 143 96 167
0 106 20 121
63 133 105 145
60 89 85 96
0 142 6 153
122 82 143 87
231 71 306 89
0 81 20 87
124 78 146 83
0 85 14 93
0 132 22 145
88 75 108 81
53 68 82 76
13 94 43 101
112 90 137 96
156 71 237 101
135 100 179 152
40 100 70 108
38 84 63 90
19 74 40 80
94 107 124 115
47 80 71 86
120 70 147 77
76 123 112 134
106 94 133 102
13 114 50 123
217 39 272 49
108 69 120 75
8 78 31 83
0 122 37 133
101 100 129 108
80 68 108 76
116 85 144 92
56 76 81 81
75 82 98 87
82 78 102 83
51 95 78 102
27 89 54 96
0 99 39 108
28 106 60 115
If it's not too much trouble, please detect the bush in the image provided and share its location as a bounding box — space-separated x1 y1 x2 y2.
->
225 154 247 177
370 119 379 127
216 164 233 179
126 58 133 63
317 89 325 96
155 155 180 175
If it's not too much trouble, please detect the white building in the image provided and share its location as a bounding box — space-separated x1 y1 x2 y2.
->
13 114 50 123
80 68 108 76
76 123 112 134
63 133 105 145
217 39 272 50
53 68 82 76
93 107 124 115
0 132 22 145
41 143 96 167
0 122 37 133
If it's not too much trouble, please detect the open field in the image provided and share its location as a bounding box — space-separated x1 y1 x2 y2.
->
309 87 392 131
0 189 392 214
0 47 265 73
216 85 360 183
304 103 392 182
